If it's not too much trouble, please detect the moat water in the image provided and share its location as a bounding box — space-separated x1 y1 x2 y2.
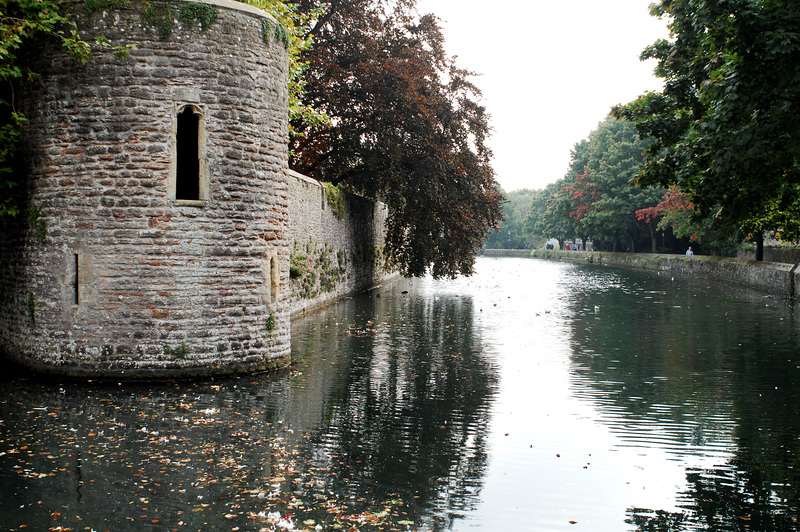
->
1 257 799 531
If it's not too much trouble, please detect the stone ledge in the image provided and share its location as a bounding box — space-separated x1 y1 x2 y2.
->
61 0 279 22
532 250 799 298
1 350 291 381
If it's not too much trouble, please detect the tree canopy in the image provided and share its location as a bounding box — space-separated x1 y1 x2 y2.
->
524 116 666 253
290 0 504 278
614 0 800 259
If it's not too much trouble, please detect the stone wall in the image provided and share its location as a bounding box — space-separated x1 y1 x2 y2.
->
0 0 291 377
534 250 799 298
286 170 396 316
738 246 800 265
481 249 531 258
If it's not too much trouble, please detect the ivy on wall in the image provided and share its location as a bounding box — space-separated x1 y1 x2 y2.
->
290 240 346 300
163 341 188 359
85 0 131 15
290 238 391 302
26 207 46 244
88 1 220 39
261 18 290 48
179 2 219 29
351 243 384 271
323 182 345 220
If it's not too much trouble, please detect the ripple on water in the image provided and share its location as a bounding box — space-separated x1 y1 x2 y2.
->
2 257 800 531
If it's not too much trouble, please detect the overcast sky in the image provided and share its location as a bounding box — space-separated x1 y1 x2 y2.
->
415 0 670 192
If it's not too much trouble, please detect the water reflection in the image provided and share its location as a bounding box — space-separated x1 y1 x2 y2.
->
2 257 800 531
564 266 800 530
290 279 498 531
0 275 497 532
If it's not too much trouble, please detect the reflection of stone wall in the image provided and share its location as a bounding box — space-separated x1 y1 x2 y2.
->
0 0 291 377
537 251 799 298
287 170 397 316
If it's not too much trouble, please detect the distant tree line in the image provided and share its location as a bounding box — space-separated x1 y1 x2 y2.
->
496 0 800 259
521 116 707 254
483 188 536 249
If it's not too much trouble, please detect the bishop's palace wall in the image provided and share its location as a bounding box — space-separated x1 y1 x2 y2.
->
0 0 394 378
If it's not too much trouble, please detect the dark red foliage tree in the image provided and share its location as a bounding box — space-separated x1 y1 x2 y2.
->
291 0 504 278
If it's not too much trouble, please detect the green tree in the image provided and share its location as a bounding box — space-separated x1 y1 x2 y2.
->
523 140 590 249
291 0 503 278
525 118 663 252
578 117 663 252
523 185 553 243
244 0 327 135
562 172 598 250
614 0 800 260
540 180 576 248
485 188 537 249
552 138 591 248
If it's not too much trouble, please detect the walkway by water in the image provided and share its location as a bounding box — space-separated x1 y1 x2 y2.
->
1 257 799 531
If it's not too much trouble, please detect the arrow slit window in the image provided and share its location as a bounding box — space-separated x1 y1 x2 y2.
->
171 104 208 204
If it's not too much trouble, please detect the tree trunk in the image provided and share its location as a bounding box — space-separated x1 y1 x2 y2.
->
755 231 764 261
648 222 657 253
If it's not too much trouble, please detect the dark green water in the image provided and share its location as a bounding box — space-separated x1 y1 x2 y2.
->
1 257 799 531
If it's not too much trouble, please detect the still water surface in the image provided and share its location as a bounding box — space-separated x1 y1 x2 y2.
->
1 257 799 531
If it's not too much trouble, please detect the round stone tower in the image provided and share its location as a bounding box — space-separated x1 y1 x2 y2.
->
0 0 291 377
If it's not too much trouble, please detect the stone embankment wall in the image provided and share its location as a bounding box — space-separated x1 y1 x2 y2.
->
738 246 800 264
286 170 396 316
0 0 291 378
481 249 531 258
534 250 800 299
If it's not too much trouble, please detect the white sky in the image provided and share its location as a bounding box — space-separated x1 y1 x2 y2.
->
416 0 670 192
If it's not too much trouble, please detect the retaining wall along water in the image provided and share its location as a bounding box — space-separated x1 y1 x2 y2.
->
286 170 397 317
532 250 799 299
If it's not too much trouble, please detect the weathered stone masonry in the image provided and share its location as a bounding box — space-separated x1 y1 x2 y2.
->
286 170 396 316
0 0 292 377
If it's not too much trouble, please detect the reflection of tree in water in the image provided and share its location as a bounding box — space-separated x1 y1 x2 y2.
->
627 462 800 531
560 266 800 530
0 280 496 531
290 283 498 531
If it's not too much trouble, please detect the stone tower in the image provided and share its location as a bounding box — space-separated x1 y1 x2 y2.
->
0 0 291 377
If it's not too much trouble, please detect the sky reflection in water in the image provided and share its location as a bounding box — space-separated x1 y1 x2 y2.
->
1 257 799 531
